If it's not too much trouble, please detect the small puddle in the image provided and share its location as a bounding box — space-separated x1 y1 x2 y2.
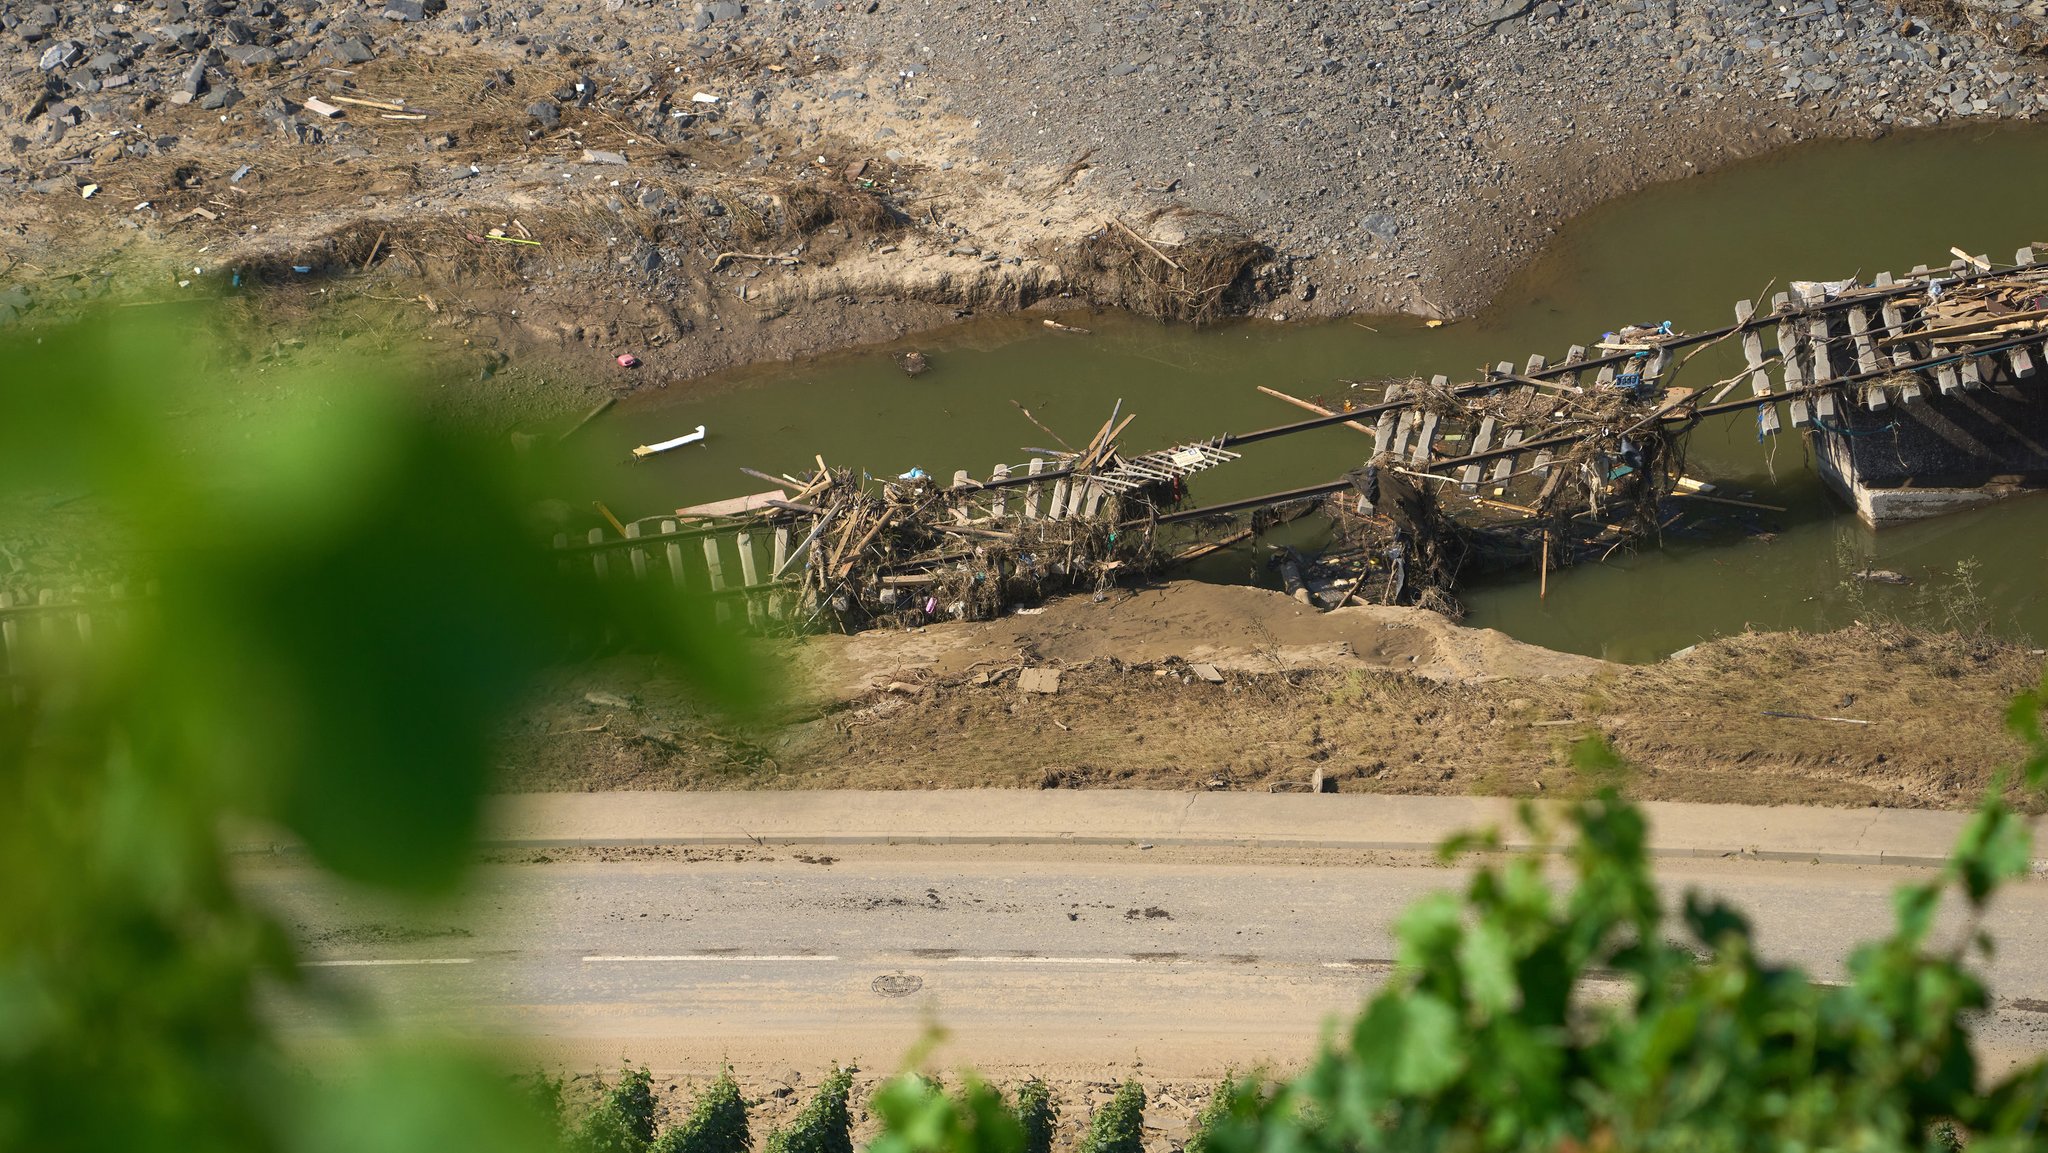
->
571 122 2048 660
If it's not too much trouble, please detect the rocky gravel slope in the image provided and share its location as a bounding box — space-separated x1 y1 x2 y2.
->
818 0 2048 313
1 0 2043 383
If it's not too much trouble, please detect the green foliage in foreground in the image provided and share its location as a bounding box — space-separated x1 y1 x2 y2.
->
869 1074 1026 1153
1076 1081 1146 1153
765 1066 858 1153
866 718 2048 1153
0 307 753 1153
653 1070 751 1153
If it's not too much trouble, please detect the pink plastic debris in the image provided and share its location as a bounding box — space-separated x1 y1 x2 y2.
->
615 353 640 368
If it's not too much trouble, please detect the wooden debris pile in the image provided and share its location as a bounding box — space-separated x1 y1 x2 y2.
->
677 407 1223 632
1889 268 2048 352
591 243 2047 631
1264 341 1691 611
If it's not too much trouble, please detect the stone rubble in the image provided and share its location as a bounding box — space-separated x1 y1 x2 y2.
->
0 0 2041 328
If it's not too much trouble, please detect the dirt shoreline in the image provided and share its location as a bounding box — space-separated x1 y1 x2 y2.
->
500 580 2044 813
4 0 2046 422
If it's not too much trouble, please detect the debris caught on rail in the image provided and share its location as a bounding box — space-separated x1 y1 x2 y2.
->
557 244 2048 633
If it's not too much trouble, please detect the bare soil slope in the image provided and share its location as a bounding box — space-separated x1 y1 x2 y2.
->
500 581 2041 811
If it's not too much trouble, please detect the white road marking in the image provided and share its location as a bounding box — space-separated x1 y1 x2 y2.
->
582 954 842 963
941 956 1139 965
305 958 475 967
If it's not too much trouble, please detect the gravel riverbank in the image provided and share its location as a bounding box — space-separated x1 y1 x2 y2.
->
1 0 2044 394
816 0 2048 315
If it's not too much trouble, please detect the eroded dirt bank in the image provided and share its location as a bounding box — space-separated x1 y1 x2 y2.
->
500 581 2044 811
4 0 2046 416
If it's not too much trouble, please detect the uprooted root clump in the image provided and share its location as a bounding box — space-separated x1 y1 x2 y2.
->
1073 226 1273 325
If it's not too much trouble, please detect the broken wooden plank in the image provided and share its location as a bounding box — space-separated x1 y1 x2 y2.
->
1884 307 2048 347
677 490 787 519
1257 385 1374 436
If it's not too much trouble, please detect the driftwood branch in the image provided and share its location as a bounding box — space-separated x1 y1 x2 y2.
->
1110 216 1182 271
712 251 801 272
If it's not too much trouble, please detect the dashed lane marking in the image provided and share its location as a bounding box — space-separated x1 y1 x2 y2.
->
305 958 476 967
582 954 842 963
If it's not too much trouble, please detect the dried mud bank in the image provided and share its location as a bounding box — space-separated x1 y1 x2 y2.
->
500 581 2045 813
2 0 2045 412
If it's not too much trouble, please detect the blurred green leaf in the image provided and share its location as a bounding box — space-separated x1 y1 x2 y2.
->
1950 800 2031 909
297 1045 562 1153
1358 994 1465 1096
1893 883 1941 944
1455 919 1516 1018
1 304 765 1152
869 1074 1023 1153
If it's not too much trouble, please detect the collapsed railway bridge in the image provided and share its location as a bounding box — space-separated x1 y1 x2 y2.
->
557 245 2048 631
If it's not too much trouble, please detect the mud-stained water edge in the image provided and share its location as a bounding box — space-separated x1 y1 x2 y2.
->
565 122 2048 662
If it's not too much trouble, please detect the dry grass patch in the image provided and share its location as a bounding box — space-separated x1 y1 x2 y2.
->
497 625 2043 811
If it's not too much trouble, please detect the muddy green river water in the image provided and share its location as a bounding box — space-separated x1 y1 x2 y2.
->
576 123 2048 662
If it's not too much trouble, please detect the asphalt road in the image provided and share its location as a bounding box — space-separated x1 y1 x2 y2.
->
243 843 2048 1078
